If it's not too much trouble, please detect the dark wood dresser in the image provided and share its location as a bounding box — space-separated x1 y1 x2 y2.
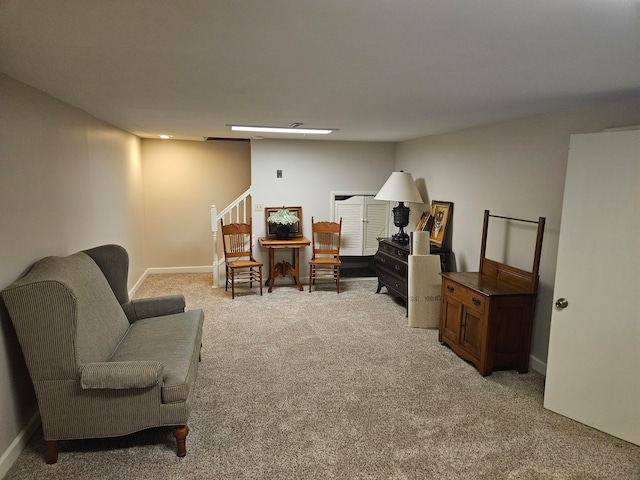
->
439 211 545 376
374 238 450 311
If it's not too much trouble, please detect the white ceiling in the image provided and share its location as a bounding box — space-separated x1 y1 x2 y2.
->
1 0 639 142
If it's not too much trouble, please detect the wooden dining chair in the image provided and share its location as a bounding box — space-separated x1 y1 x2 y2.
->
220 219 263 299
308 217 342 293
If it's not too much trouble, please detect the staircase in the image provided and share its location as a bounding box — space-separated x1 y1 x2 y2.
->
210 187 252 287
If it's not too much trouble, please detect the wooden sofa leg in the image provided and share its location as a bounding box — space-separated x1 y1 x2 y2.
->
173 425 189 457
45 440 59 464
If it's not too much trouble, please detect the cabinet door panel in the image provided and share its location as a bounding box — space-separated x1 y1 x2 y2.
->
440 296 462 344
460 308 483 360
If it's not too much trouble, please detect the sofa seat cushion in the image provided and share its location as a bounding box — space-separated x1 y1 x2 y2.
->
109 309 204 404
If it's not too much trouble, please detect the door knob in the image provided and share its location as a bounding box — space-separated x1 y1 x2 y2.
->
555 298 569 309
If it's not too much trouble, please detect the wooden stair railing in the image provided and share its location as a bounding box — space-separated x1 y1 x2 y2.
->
211 187 252 287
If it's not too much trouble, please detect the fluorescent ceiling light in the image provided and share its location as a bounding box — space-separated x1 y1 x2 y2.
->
230 125 332 135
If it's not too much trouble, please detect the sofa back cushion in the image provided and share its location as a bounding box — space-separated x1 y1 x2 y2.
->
2 252 130 373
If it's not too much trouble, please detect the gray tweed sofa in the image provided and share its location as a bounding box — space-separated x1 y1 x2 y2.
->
1 245 204 464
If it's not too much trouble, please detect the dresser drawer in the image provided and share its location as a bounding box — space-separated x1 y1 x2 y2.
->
442 278 486 314
376 269 407 297
378 240 409 261
375 251 407 278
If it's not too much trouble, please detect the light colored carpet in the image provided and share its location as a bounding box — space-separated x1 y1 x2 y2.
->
6 274 640 479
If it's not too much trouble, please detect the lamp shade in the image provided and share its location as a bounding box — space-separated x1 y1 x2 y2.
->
374 171 424 204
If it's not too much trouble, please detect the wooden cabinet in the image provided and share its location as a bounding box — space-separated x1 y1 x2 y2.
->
439 211 545 376
374 238 451 312
439 273 536 376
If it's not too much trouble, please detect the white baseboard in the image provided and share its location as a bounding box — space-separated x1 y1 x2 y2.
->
0 411 40 478
129 266 213 297
146 265 213 274
529 354 547 376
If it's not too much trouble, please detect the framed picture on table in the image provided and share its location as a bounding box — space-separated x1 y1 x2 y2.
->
265 206 303 238
429 201 452 247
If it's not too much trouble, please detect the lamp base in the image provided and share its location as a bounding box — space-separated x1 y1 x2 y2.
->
392 230 409 244
392 202 411 244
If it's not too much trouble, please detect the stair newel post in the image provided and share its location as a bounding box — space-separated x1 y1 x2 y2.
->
211 204 219 288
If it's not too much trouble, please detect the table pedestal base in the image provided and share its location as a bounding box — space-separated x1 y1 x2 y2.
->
259 237 310 293
268 259 303 292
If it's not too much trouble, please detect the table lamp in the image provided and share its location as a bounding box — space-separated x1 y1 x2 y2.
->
374 171 424 244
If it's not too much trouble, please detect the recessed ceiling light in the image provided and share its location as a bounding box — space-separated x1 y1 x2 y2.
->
229 125 332 135
159 134 172 139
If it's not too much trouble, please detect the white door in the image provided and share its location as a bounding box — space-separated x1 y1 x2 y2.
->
543 131 640 446
362 199 389 255
335 196 365 256
335 196 389 256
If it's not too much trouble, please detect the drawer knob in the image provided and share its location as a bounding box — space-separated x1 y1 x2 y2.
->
446 285 454 293
472 297 481 306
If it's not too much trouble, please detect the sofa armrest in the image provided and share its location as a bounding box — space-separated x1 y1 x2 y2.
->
80 361 164 389
122 295 186 323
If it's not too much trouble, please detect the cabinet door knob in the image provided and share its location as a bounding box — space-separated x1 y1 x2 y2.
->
446 285 454 293
555 298 569 309
472 297 481 306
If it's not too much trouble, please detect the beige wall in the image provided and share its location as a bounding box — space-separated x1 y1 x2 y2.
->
141 139 251 269
250 139 396 272
395 95 640 372
0 79 251 473
0 74 145 474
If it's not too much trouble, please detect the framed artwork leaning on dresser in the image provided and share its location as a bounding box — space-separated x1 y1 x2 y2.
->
429 201 452 247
